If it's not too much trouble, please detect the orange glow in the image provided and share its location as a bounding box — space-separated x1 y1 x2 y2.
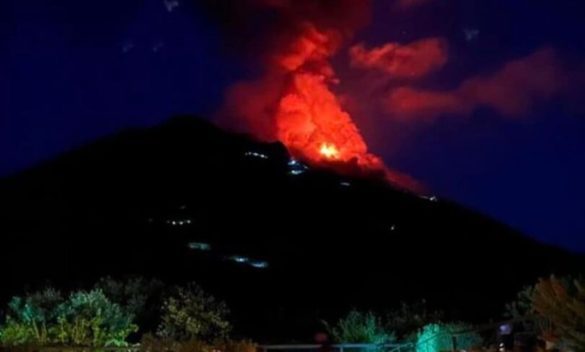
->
275 71 372 166
221 1 421 190
319 143 340 159
270 25 385 173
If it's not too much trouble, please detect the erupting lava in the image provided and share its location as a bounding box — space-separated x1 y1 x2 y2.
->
319 143 340 160
274 68 383 170
221 0 412 187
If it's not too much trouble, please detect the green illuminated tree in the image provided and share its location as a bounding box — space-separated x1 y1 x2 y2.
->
326 310 395 344
0 288 62 345
0 288 137 347
415 323 482 352
386 301 444 339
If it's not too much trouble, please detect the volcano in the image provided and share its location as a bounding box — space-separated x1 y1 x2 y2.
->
0 117 581 341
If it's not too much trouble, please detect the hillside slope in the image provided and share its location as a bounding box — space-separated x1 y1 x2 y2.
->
0 116 580 340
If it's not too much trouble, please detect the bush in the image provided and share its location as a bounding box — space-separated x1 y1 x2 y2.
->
157 283 231 342
385 301 444 339
53 289 138 346
504 285 533 320
0 319 39 347
0 288 137 347
94 276 164 333
326 310 395 344
0 288 62 346
415 323 482 352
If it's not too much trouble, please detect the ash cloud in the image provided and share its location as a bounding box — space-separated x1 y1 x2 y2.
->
350 37 448 79
384 48 567 119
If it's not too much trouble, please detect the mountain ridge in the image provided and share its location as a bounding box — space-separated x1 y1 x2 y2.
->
0 116 581 341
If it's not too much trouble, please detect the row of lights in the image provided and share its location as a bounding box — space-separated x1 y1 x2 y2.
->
244 151 269 160
187 242 269 269
228 255 269 268
166 219 192 226
188 242 211 251
245 150 311 177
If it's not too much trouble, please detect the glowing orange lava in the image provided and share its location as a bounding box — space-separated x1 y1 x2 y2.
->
222 3 421 189
275 71 373 166
319 143 340 159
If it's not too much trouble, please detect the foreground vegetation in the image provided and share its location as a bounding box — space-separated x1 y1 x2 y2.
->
0 275 583 351
323 275 585 351
0 278 236 350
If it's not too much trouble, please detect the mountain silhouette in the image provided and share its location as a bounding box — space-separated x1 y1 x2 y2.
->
0 116 581 341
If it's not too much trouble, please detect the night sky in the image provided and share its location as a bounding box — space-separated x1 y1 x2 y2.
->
2 0 584 251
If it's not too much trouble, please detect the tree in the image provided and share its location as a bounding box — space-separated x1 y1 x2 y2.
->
53 290 138 347
531 276 585 349
157 283 231 342
325 310 395 344
385 301 444 339
0 288 137 347
504 285 534 321
415 323 482 352
94 276 164 333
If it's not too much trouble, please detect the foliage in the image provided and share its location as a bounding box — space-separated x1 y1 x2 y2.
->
157 283 231 342
385 301 444 338
95 277 164 316
325 310 395 344
415 323 482 352
94 276 164 332
530 276 585 349
141 334 256 352
0 288 62 346
0 288 137 347
326 303 443 345
0 319 39 347
504 285 534 320
53 289 137 346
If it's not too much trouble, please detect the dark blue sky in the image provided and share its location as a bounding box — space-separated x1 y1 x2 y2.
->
2 0 584 251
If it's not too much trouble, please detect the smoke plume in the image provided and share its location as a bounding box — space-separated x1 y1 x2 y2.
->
215 0 416 185
385 48 566 119
202 0 571 191
350 38 448 79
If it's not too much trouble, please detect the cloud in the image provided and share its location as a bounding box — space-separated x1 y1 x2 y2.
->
349 37 448 79
385 48 566 119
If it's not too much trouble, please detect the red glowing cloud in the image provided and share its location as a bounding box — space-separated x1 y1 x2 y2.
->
220 0 418 187
214 0 571 192
386 48 566 119
350 38 448 79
